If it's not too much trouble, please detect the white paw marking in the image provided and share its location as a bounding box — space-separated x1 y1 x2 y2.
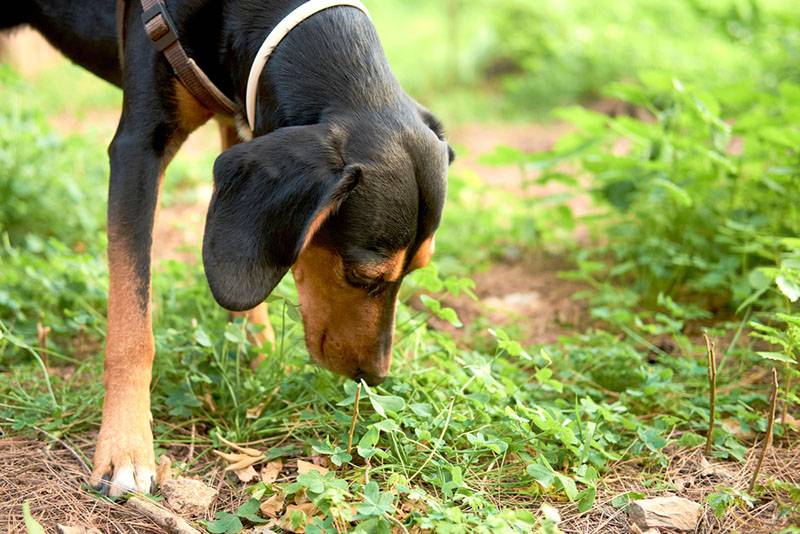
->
134 465 156 492
108 464 137 497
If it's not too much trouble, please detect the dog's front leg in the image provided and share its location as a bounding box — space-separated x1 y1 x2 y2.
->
89 128 167 497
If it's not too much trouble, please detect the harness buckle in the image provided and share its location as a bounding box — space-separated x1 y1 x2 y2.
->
141 1 179 52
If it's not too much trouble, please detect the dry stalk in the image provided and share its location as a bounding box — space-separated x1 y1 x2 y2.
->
780 366 792 426
346 382 363 455
127 497 201 534
704 332 718 456
749 368 779 492
214 432 262 457
36 321 51 369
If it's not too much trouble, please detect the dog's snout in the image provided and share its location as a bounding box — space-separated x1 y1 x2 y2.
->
353 369 387 386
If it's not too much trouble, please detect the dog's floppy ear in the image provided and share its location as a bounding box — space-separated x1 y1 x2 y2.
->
416 104 456 165
203 123 360 311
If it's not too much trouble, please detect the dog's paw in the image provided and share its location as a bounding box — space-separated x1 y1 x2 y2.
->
90 424 156 498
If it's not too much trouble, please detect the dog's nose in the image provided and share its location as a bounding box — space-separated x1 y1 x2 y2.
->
354 369 387 386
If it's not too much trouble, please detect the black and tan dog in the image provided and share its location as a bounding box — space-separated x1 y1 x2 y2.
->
4 0 452 496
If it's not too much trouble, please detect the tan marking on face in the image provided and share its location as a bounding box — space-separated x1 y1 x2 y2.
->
292 244 395 380
409 236 435 270
301 206 336 250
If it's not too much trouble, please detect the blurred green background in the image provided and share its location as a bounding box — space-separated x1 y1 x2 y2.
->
1 1 799 532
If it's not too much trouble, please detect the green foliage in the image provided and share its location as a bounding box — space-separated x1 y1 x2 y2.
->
501 74 800 312
2 3 800 531
0 66 107 246
481 0 800 111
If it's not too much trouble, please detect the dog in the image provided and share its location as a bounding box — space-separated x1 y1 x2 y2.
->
4 0 452 496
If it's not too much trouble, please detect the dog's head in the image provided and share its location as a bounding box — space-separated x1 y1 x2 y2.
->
203 106 452 384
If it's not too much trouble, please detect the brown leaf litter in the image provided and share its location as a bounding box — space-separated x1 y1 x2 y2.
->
0 438 249 533
1 435 797 533
556 444 799 534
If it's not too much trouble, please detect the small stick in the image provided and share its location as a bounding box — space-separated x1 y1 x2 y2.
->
186 422 196 462
749 368 779 492
215 432 262 457
780 365 792 427
346 382 363 455
36 321 50 370
127 496 201 534
704 332 718 456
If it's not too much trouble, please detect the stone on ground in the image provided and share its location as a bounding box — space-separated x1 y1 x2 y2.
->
161 476 218 516
628 496 702 532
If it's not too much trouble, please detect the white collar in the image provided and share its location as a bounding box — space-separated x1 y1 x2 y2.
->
245 0 371 131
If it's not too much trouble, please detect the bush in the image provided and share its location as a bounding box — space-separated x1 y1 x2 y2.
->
0 66 107 246
480 0 800 111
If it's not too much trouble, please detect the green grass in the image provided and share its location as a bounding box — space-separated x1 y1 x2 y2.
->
2 2 800 532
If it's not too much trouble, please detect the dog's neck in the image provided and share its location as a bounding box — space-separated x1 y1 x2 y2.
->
222 1 403 136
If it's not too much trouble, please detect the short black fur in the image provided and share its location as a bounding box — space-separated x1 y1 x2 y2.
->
8 0 452 332
203 123 361 311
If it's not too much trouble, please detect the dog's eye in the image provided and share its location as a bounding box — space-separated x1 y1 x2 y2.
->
345 268 385 294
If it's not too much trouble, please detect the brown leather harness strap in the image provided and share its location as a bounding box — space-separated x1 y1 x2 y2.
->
126 0 238 116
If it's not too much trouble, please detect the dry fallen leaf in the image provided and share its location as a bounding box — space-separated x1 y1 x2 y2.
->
243 526 279 534
201 391 217 412
721 418 754 441
293 489 309 506
260 493 285 518
280 503 318 533
261 460 283 484
246 403 266 419
310 455 330 470
235 464 259 483
214 450 265 472
156 455 173 486
227 455 263 472
296 459 328 476
783 413 800 431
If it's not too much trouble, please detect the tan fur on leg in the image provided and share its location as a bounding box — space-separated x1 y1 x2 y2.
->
91 246 156 497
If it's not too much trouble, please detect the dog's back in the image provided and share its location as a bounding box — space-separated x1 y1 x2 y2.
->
2 0 121 86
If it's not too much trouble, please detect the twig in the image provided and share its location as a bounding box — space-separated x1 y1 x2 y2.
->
214 432 262 457
127 496 201 534
387 511 410 534
346 382 362 455
186 422 196 462
36 321 51 370
704 332 718 456
781 366 792 427
749 368 779 492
